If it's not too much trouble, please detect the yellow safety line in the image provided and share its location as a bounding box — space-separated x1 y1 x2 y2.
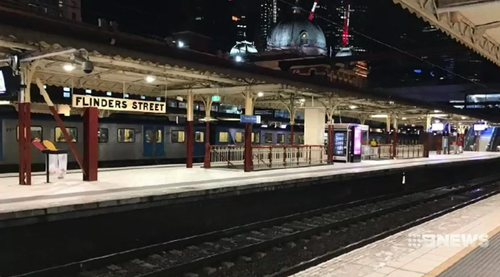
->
423 224 500 277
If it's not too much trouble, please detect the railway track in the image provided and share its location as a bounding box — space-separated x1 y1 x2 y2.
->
13 174 500 277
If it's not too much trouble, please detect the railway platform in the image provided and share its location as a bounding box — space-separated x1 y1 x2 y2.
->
0 152 499 228
291 182 500 277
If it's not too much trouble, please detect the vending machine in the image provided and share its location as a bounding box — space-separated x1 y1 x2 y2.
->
332 123 362 163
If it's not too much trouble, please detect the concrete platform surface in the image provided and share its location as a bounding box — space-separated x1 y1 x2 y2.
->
291 180 500 277
0 152 498 221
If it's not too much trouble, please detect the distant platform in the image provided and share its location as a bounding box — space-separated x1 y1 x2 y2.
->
291 182 500 277
0 152 499 226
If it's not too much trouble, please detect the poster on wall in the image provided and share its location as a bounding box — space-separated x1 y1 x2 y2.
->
353 127 362 155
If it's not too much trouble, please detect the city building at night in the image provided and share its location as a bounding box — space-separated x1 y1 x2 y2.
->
9 0 81 21
266 5 327 56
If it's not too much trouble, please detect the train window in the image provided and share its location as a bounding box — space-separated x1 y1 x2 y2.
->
55 127 78 143
277 134 285 144
117 128 135 143
195 131 204 143
98 128 109 143
298 134 305 144
145 129 162 143
264 133 273 143
171 130 185 143
16 126 43 142
219 132 229 143
235 132 244 143
167 100 177 108
252 132 260 143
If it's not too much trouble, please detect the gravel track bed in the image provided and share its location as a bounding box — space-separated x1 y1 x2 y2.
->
72 184 482 277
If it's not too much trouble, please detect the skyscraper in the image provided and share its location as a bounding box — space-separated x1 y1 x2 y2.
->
254 0 279 51
10 0 82 21
315 0 370 54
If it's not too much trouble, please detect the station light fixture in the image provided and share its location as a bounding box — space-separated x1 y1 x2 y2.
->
63 63 75 72
461 116 467 120
234 55 243 62
177 40 185 48
145 75 156 83
299 98 306 103
433 110 442 113
349 105 357 109
257 92 264 97
402 117 407 120
370 114 388 118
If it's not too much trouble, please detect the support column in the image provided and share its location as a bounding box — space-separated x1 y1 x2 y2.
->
424 114 432 157
359 115 367 125
305 108 326 163
83 107 98 181
18 65 32 185
392 116 398 159
186 90 194 168
288 100 296 145
18 102 32 185
385 116 391 144
244 91 253 172
327 117 334 164
203 97 213 169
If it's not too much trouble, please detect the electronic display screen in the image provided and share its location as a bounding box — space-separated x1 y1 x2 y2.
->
0 66 19 100
0 70 6 94
431 123 444 131
474 124 488 131
334 132 345 156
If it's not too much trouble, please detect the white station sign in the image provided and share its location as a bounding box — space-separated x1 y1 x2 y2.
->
72 95 166 114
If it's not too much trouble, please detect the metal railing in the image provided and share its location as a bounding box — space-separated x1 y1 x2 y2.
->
369 144 425 160
252 145 326 170
209 145 245 168
395 145 425 159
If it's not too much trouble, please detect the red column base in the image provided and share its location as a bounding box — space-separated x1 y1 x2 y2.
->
244 123 252 172
327 124 334 164
204 121 211 169
18 103 32 185
83 107 98 181
186 121 194 168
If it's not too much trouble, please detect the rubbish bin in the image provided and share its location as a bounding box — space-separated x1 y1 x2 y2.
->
42 149 68 183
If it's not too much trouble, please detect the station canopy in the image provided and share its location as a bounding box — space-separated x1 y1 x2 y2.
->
0 7 492 126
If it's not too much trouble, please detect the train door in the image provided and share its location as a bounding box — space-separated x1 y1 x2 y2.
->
143 126 165 157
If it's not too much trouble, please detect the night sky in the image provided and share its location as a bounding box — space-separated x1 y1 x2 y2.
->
81 0 186 38
80 0 441 52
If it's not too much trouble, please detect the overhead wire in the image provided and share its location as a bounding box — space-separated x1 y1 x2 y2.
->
277 0 493 90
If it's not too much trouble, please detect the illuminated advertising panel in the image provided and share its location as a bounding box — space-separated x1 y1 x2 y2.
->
353 127 361 155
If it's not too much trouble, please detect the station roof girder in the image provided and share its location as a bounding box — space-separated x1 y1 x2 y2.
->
0 6 493 125
393 0 500 67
